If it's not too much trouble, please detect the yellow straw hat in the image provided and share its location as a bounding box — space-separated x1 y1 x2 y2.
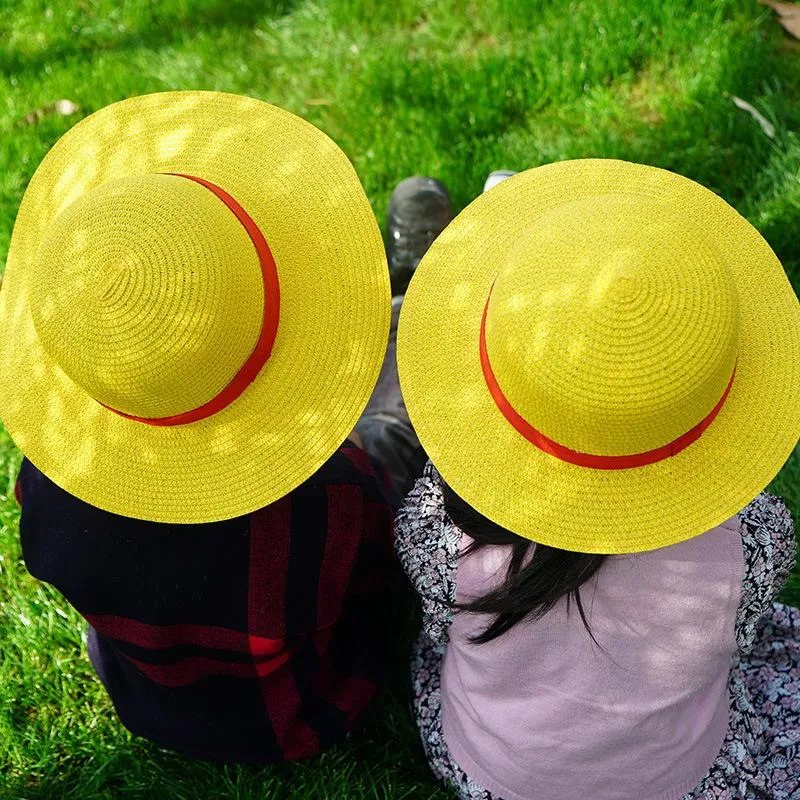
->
0 91 390 523
398 159 800 554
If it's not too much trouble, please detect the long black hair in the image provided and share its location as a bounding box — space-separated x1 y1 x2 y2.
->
442 482 607 645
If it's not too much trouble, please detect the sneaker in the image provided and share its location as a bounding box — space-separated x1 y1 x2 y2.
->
483 170 517 193
387 176 453 295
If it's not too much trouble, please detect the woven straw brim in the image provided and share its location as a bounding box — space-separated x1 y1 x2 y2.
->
398 159 800 554
0 92 390 523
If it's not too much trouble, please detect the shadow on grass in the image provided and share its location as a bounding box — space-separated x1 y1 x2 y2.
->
0 0 299 76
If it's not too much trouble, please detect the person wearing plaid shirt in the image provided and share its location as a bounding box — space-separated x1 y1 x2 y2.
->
15 441 396 763
7 139 445 765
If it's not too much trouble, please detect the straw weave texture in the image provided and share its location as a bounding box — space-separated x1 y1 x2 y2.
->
0 92 390 523
398 159 800 553
31 174 265 419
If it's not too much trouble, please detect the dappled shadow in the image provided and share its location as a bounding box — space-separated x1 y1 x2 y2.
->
439 522 743 798
349 7 800 294
0 89 389 523
0 0 299 76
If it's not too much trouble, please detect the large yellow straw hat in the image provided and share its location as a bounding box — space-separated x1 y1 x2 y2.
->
398 159 800 554
0 91 390 523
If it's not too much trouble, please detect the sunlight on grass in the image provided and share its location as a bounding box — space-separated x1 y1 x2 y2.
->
0 0 799 797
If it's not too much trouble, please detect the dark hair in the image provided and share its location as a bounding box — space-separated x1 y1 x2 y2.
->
442 482 606 645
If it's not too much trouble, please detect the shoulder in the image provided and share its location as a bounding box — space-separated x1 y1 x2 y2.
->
16 458 92 518
738 491 795 574
396 461 445 528
395 462 461 642
299 440 393 506
17 458 50 495
739 492 794 541
396 462 461 557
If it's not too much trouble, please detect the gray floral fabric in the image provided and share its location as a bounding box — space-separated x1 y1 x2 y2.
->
395 464 458 645
396 463 799 800
411 631 495 800
735 493 795 653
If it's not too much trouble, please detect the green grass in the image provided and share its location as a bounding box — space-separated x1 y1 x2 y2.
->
1 0 799 797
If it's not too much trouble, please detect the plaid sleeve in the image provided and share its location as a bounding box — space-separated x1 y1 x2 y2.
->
247 444 396 758
251 442 396 639
330 441 396 606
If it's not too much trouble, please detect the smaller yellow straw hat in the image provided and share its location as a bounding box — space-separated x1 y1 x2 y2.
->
398 159 800 554
0 92 390 523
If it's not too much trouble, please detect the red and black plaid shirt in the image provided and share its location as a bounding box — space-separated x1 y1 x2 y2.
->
16 442 397 763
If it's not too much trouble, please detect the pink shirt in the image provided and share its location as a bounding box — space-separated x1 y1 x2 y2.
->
441 519 744 800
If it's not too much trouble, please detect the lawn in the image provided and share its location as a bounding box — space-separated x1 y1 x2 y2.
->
1 0 799 797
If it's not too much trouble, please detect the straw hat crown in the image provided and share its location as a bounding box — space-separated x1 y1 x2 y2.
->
485 194 740 457
29 173 266 420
